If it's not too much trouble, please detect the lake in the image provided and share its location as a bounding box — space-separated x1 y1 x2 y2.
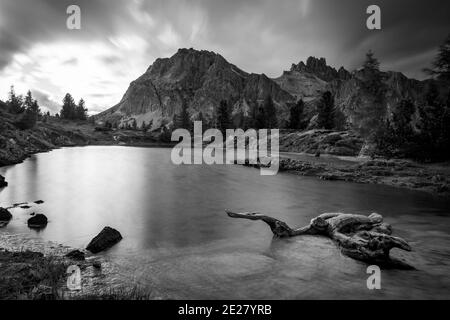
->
1 146 450 299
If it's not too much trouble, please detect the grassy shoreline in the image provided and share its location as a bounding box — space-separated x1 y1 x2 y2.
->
0 233 156 300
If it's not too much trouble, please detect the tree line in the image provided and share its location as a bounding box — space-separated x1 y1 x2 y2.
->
5 87 42 130
59 93 88 120
172 90 336 135
4 88 89 129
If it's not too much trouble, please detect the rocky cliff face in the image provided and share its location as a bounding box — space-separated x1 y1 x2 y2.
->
97 48 432 130
97 48 295 129
290 57 351 82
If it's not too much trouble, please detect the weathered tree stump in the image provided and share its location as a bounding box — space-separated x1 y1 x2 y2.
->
226 210 412 267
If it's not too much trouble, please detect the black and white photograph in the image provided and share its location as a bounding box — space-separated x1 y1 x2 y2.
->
0 0 449 307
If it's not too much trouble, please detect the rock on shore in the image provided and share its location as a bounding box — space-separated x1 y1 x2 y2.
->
86 227 122 253
0 208 12 222
0 175 7 188
279 130 364 156
276 158 450 196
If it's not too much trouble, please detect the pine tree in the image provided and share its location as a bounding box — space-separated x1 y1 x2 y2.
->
7 86 24 114
175 99 191 130
316 91 335 129
24 90 34 110
60 93 76 119
30 100 41 116
425 34 450 82
417 83 445 160
76 98 87 120
217 100 231 134
288 99 306 130
15 90 38 130
263 95 277 129
351 51 387 141
255 105 266 129
363 50 380 71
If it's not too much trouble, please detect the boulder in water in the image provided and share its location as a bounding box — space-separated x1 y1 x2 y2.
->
27 214 48 228
86 226 122 253
0 208 12 222
0 175 7 188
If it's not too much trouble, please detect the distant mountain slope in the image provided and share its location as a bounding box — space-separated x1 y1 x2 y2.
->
97 48 433 130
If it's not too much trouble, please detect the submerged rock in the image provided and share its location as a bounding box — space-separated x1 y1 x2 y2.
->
27 214 48 228
66 250 86 261
86 226 122 254
0 175 7 188
34 200 44 204
0 207 12 221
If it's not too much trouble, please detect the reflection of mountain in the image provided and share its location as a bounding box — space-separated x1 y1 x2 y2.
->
96 48 434 129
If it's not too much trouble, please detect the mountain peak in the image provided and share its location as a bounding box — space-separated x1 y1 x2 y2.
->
290 56 350 81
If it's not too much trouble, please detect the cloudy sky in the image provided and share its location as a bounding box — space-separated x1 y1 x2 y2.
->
0 0 449 114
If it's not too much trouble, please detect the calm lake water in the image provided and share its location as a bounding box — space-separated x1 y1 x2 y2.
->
1 146 450 299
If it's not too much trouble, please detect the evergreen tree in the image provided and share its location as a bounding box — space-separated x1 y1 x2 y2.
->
60 93 77 119
351 51 387 141
263 95 277 129
417 83 446 160
76 98 87 120
316 91 335 129
15 91 38 130
255 105 266 129
7 86 24 114
217 100 231 134
425 34 450 82
24 90 34 110
439 104 450 160
246 100 258 129
30 100 41 116
175 99 191 130
363 50 380 71
23 90 41 116
288 99 306 130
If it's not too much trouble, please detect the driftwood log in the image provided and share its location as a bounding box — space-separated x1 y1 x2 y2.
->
226 210 412 267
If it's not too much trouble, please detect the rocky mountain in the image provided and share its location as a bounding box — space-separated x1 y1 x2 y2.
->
97 48 295 129
290 57 351 82
97 48 434 130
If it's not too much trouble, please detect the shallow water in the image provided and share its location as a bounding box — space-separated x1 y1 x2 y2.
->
1 146 449 299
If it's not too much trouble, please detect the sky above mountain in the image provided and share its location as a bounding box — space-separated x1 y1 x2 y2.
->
0 0 449 114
